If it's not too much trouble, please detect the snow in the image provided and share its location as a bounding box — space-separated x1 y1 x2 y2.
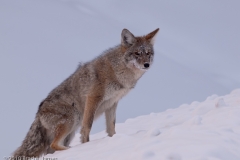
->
45 89 240 160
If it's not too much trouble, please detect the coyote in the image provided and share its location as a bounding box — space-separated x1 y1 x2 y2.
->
13 28 159 157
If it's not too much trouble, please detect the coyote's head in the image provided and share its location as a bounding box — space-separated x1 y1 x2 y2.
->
121 28 159 71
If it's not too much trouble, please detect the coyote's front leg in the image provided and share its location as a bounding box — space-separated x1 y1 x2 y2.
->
105 102 118 137
81 94 103 143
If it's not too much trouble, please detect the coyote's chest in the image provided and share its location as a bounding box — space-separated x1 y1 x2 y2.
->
104 85 131 103
94 87 131 117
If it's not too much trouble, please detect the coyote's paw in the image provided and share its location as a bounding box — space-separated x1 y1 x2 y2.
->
50 144 70 151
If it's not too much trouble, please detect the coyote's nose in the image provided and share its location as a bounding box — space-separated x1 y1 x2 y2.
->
144 63 150 68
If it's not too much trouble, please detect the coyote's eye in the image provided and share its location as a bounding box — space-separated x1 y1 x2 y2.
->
146 51 151 55
135 52 140 56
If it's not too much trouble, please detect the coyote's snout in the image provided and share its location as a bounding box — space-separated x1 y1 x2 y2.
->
13 28 159 158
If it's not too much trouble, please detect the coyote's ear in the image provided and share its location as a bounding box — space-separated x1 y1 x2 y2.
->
121 29 136 47
145 28 160 45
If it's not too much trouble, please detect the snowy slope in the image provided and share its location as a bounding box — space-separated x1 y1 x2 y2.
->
1 0 240 157
46 89 240 160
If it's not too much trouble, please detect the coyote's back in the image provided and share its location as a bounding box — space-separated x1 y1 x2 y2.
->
13 28 159 158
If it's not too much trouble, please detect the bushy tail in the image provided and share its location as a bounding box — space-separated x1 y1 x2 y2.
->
13 117 48 159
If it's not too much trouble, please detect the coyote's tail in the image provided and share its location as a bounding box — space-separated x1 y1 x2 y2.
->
13 117 48 159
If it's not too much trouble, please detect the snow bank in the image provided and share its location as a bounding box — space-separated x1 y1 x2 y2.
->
46 89 240 160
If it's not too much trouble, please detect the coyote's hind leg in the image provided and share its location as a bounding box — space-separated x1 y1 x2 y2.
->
50 123 72 151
